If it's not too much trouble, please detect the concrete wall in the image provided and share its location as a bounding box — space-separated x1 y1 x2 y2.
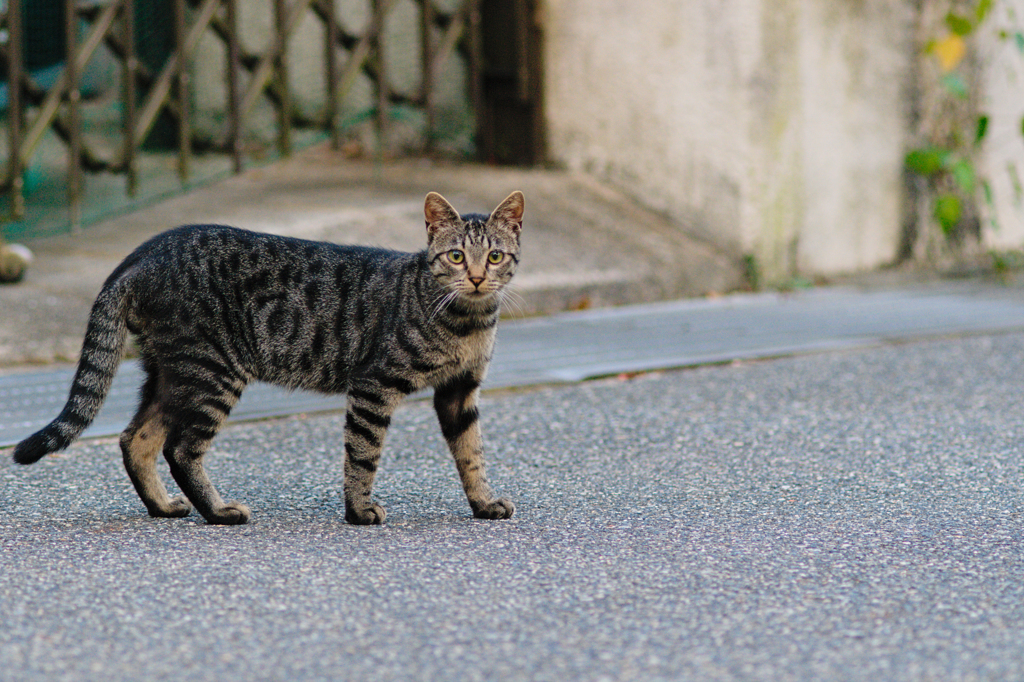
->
543 0 918 281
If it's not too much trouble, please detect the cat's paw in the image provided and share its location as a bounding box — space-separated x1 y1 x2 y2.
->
472 498 515 520
148 495 193 518
205 501 251 525
346 502 387 525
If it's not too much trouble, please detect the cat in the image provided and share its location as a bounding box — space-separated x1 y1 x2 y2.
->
13 191 524 526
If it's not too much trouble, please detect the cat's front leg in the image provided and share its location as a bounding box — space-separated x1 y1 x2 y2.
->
342 379 407 525
433 371 515 520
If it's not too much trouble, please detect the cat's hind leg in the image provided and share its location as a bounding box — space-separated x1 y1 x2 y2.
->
160 365 249 525
120 357 192 518
433 371 514 520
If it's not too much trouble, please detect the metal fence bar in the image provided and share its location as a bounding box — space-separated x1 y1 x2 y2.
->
174 0 190 182
420 0 435 149
467 0 483 148
373 0 388 154
320 0 340 149
64 0 82 231
4 0 26 220
274 0 291 157
122 0 138 195
225 0 242 173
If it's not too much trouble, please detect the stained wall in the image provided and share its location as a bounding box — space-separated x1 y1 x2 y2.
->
542 0 933 280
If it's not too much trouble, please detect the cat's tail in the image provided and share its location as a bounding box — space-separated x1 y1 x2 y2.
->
13 282 130 464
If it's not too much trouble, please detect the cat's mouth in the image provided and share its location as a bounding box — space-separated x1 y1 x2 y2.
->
461 280 491 295
461 285 497 301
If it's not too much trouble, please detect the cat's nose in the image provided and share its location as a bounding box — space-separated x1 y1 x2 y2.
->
469 276 484 288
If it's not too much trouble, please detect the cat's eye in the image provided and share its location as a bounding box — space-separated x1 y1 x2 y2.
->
447 250 465 264
487 251 504 264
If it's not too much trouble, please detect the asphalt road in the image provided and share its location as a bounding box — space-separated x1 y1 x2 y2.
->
2 332 1024 681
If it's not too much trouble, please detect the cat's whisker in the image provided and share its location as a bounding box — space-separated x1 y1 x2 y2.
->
428 286 461 322
428 281 458 306
498 286 527 321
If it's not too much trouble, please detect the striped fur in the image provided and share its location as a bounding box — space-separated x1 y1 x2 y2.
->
13 191 523 525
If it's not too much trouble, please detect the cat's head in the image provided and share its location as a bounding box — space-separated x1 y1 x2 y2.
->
424 191 524 304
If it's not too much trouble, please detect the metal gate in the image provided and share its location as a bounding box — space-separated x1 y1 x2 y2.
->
0 0 484 240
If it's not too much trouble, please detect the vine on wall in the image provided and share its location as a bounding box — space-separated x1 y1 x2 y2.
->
905 0 1024 262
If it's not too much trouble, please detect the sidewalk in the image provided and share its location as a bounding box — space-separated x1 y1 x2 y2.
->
0 145 743 367
7 281 1024 446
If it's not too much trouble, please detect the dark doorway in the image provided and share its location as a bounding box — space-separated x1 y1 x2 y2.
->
477 0 545 165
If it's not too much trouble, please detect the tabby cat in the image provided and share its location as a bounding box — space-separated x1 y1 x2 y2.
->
13 191 524 526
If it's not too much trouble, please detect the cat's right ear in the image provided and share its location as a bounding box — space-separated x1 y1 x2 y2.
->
491 191 525 234
424 192 461 240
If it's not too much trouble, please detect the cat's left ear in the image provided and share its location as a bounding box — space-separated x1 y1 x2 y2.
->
490 191 525 235
424 192 461 239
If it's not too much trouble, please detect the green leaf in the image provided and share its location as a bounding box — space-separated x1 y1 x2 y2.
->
905 148 947 176
941 73 970 98
1021 114 1024 139
975 0 994 24
976 115 989 144
951 159 976 194
945 12 974 35
982 179 994 207
1016 32 1024 54
934 194 962 235
1009 162 1023 204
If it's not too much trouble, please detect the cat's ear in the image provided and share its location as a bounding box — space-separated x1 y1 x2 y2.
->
490 191 525 234
424 192 461 238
